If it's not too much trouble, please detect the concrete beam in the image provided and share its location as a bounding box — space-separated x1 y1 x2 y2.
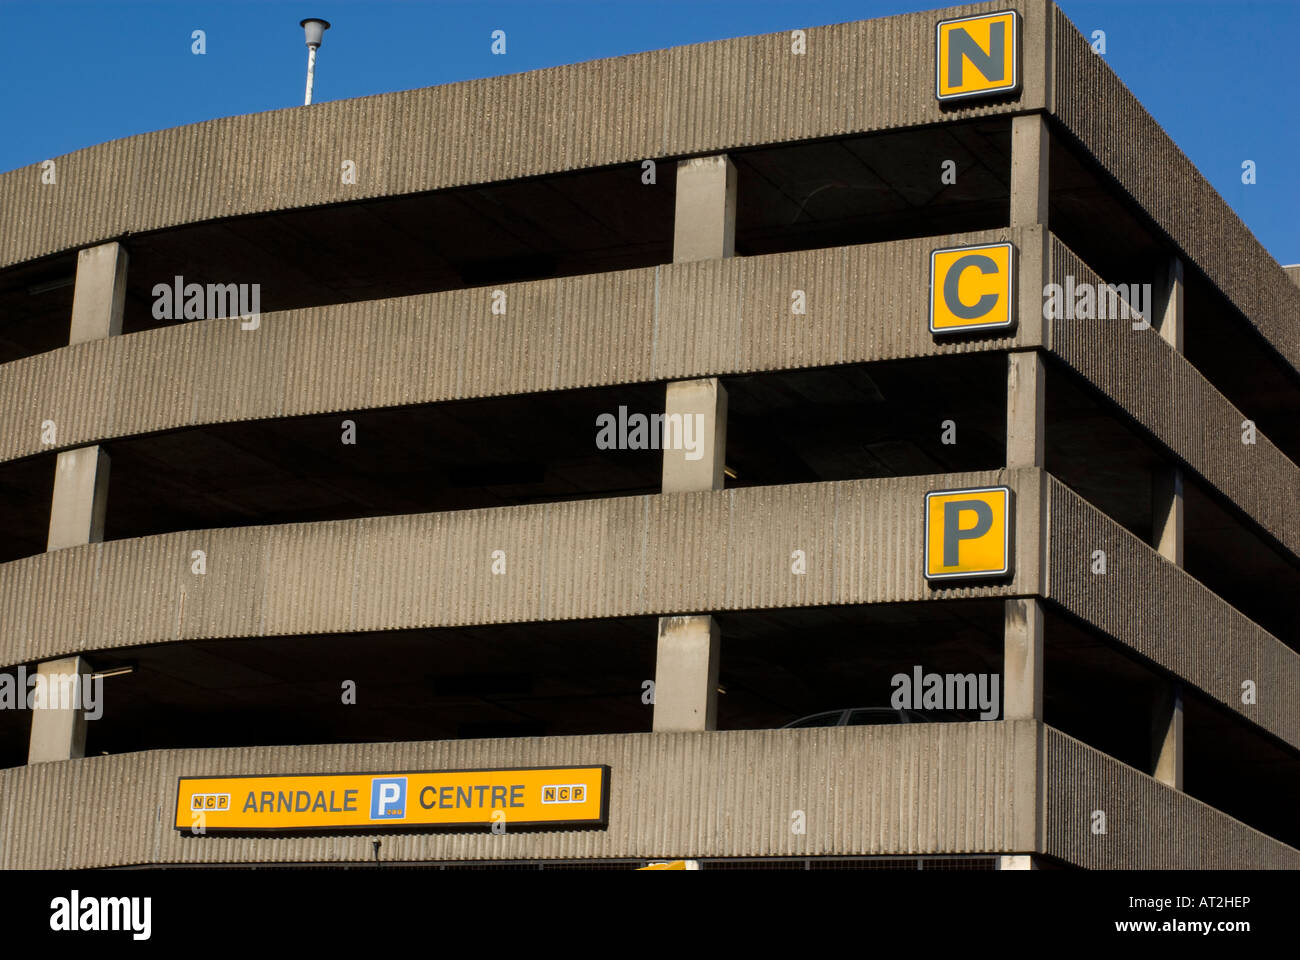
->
46 446 111 551
27 656 93 763
673 156 737 262
661 378 728 494
1010 114 1050 229
652 615 721 732
69 242 128 344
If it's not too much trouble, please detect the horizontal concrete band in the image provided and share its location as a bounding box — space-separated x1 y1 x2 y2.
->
0 0 1045 273
1050 7 1300 376
0 469 1035 665
0 722 1038 869
4 226 1295 577
2 6 1293 380
1046 479 1300 752
2 469 1296 754
1045 726 1300 869
0 228 1030 466
3 722 1294 868
1047 238 1300 564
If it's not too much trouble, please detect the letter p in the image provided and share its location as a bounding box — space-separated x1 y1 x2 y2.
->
943 499 992 566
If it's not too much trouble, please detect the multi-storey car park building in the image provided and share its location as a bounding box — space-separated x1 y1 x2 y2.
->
0 1 1297 870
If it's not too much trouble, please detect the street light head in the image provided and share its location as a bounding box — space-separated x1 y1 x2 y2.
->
300 18 331 48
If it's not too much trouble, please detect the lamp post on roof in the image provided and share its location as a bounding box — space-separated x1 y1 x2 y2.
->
300 18 331 106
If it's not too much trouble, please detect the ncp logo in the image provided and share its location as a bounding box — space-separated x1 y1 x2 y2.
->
542 784 586 804
924 486 1013 581
929 242 1016 335
189 793 230 812
935 10 1020 101
370 777 407 820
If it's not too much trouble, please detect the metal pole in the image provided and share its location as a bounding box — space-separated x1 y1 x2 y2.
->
304 45 317 105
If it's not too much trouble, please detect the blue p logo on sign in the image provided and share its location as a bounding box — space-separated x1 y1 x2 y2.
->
370 777 407 820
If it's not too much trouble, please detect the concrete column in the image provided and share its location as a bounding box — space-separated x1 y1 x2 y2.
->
652 156 735 734
1151 258 1185 566
47 446 111 550
46 243 126 553
1153 257 1184 351
996 855 1038 870
1151 686 1184 790
1151 469 1184 567
1010 114 1050 228
1003 598 1043 721
673 156 737 262
1006 351 1045 469
653 616 721 732
69 241 128 344
27 656 93 763
1150 257 1185 790
661 378 728 494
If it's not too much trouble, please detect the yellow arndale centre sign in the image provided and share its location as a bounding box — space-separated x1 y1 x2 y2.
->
935 10 1020 101
929 242 1016 335
925 486 1013 581
175 765 610 834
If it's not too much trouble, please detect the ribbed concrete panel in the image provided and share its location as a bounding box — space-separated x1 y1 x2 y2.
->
1051 9 1300 375
0 229 1029 466
0 722 1035 868
1045 727 1300 868
1046 477 1300 752
0 470 1031 666
1048 238 1300 563
0 2 1037 273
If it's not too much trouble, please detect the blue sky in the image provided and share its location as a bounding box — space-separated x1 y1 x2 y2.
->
0 0 1295 263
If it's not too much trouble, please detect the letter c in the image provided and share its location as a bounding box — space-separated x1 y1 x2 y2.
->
420 786 436 809
943 254 999 319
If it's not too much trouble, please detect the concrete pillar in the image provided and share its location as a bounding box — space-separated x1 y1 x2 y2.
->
1010 114 1050 228
1003 598 1043 721
1150 257 1185 790
1151 686 1184 790
661 378 728 494
69 241 128 344
996 855 1038 870
1006 351 1045 469
1004 346 1045 723
27 657 93 763
47 243 126 553
652 156 735 734
673 156 737 263
652 616 721 732
1151 469 1184 567
47 446 112 550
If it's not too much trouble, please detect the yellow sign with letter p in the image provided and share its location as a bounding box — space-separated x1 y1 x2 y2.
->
175 765 610 835
925 486 1012 580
